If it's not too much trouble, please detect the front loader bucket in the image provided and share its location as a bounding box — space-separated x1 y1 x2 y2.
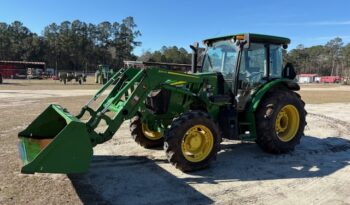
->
18 104 93 174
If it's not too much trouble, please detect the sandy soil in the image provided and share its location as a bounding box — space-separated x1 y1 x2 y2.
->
300 84 350 91
0 78 101 90
0 89 97 99
0 82 349 205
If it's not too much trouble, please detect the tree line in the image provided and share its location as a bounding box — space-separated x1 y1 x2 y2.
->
0 17 141 71
1 19 349 77
286 37 350 77
138 46 192 64
141 37 350 78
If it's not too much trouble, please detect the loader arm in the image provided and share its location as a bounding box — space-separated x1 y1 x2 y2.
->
17 67 206 174
77 67 203 145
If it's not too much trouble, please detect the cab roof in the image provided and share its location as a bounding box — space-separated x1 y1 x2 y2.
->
203 33 291 45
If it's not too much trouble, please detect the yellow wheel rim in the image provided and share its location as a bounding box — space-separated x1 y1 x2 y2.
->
181 125 214 162
275 105 300 142
142 123 162 140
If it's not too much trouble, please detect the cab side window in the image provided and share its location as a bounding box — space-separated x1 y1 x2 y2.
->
270 44 283 78
240 43 266 87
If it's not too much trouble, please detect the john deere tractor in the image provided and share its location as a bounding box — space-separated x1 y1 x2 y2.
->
18 33 306 174
95 64 114 84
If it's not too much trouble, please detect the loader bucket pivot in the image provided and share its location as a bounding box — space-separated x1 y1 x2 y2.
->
18 104 93 174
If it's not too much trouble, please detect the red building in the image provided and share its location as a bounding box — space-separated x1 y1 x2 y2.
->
0 60 46 78
319 76 341 83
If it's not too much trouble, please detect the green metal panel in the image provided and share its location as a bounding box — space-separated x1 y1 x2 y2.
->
18 105 93 174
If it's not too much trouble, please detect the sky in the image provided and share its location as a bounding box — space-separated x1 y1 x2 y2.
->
2 0 350 55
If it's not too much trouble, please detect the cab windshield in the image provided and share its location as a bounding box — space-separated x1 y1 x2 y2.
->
202 40 238 79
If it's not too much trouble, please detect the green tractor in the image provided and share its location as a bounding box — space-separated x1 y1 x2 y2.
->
18 33 306 174
95 64 114 84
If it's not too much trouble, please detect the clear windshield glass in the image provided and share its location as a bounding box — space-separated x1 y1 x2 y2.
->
202 40 238 79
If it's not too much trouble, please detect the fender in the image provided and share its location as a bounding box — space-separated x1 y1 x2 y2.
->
244 79 299 139
249 78 299 112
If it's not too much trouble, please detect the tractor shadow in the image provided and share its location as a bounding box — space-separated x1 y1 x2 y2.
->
0 82 24 85
69 135 350 205
187 135 350 183
69 155 213 205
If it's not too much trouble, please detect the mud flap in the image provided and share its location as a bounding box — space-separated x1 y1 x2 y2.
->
18 104 93 174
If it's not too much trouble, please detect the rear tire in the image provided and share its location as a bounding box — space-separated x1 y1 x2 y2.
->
255 87 306 153
130 116 164 148
164 111 221 172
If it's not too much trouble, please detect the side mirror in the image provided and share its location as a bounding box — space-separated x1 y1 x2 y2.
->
282 63 296 80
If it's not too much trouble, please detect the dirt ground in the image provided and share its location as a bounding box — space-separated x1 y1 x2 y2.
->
0 80 350 205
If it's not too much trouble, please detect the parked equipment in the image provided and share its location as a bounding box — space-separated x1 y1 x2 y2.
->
18 33 306 174
58 72 86 84
27 68 44 79
95 64 114 84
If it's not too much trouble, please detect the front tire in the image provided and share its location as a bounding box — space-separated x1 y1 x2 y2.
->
255 87 306 153
164 111 221 172
130 116 164 148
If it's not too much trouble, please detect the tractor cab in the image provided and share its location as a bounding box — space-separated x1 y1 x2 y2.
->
201 33 291 110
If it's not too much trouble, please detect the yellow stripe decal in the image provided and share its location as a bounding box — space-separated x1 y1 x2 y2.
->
170 81 188 86
158 70 199 79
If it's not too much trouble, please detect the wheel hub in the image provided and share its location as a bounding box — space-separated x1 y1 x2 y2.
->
181 125 214 162
275 105 300 142
276 111 289 132
186 132 204 151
